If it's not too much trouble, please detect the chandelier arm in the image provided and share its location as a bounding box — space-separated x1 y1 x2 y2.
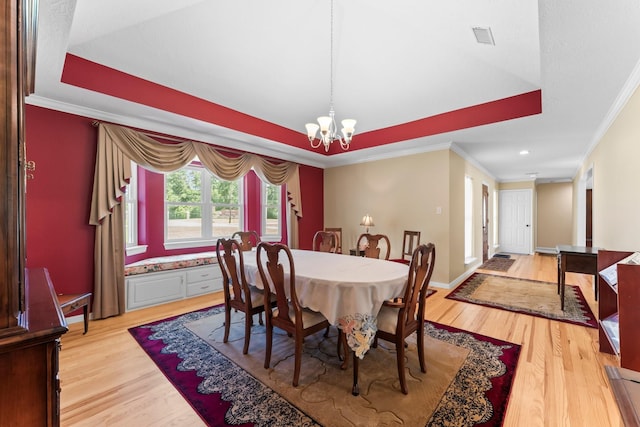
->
310 138 323 149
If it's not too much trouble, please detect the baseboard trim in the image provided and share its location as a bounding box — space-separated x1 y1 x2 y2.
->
536 247 557 254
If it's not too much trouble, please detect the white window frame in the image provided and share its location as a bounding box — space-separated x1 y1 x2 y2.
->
261 180 282 241
164 165 244 250
125 162 147 256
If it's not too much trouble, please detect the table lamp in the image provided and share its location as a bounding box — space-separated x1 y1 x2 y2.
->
360 214 374 233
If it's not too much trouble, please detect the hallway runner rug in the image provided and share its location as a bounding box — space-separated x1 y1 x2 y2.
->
446 273 597 328
478 257 515 272
129 305 521 427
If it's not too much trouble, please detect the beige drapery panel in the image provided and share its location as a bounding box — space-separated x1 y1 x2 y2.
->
89 123 303 319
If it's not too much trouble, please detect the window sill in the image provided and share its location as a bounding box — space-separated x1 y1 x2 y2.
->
126 245 148 256
164 240 216 251
465 256 477 266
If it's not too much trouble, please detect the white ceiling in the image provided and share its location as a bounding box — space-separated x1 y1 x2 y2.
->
29 0 640 182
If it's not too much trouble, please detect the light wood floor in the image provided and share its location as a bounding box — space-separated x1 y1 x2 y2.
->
59 253 622 426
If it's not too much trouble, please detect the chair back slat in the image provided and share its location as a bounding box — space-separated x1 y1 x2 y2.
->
400 243 436 328
232 230 261 251
324 227 342 253
216 238 250 305
313 231 337 253
401 230 421 261
257 242 300 326
356 233 391 260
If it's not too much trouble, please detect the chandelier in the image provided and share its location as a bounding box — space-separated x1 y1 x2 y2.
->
305 0 356 152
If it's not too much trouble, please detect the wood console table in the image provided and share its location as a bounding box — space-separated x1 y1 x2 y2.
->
57 292 92 334
556 245 599 310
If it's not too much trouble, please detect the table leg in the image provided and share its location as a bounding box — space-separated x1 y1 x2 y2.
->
352 351 360 396
557 253 561 294
82 304 89 334
560 255 567 311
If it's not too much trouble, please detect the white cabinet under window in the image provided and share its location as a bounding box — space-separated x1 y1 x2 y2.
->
126 264 223 311
186 265 221 297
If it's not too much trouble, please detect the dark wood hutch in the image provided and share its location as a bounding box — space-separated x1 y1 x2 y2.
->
0 1 68 426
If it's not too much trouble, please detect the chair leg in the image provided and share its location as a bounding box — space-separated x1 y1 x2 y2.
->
417 329 426 373
258 311 264 326
352 351 360 396
293 335 303 387
243 311 251 355
223 303 231 343
324 325 331 337
264 323 273 369
339 330 349 370
397 338 408 394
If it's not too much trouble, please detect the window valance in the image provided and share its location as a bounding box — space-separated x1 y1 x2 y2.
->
89 123 302 319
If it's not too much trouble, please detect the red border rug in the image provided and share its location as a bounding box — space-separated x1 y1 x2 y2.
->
446 273 597 328
129 305 520 426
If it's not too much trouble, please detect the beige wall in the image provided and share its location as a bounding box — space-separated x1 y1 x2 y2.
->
324 148 497 286
498 181 536 190
574 84 640 251
536 182 573 250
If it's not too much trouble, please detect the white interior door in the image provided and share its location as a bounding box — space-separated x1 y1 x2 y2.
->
499 189 532 254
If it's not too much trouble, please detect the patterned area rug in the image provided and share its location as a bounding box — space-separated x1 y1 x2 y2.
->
478 257 515 272
129 305 521 426
446 273 597 328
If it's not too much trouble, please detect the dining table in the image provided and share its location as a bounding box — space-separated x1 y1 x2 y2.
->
242 248 409 395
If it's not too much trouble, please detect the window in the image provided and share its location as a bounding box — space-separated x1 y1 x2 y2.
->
124 162 147 256
164 165 243 249
262 181 282 240
464 175 474 262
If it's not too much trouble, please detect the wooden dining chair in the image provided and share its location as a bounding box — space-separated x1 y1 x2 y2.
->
216 238 275 355
256 242 331 387
390 230 421 264
312 230 338 253
374 243 436 394
356 233 391 260
324 227 342 253
231 230 260 251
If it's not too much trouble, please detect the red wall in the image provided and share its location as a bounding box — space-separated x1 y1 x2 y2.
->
25 106 97 296
24 105 324 301
297 166 324 250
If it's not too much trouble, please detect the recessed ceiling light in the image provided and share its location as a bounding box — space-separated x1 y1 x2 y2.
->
526 172 538 178
520 150 530 155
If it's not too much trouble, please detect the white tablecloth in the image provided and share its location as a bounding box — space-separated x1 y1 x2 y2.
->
242 249 408 357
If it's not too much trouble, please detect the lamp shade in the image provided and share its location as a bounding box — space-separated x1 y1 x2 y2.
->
317 116 332 132
360 214 374 227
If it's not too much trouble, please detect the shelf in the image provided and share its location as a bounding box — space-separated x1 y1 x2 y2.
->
601 313 620 355
598 250 640 371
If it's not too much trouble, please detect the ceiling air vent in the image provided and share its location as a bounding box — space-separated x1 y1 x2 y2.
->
473 27 495 45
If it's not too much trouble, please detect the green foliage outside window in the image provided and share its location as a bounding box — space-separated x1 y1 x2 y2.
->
211 179 239 223
265 183 279 219
166 170 201 220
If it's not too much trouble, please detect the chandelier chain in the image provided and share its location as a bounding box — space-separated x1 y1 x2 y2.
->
330 0 334 108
